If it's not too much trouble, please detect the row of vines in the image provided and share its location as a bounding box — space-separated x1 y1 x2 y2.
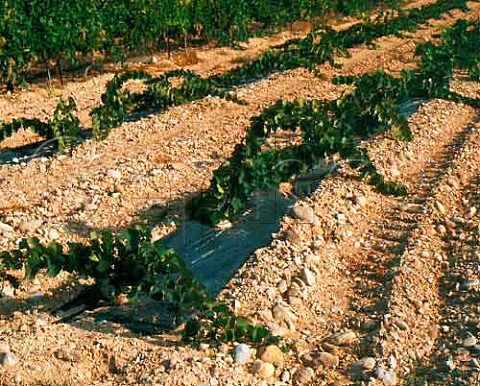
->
0 0 401 89
0 0 468 149
1 2 479 346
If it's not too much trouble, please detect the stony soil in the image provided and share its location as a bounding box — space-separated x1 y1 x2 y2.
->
1 1 480 385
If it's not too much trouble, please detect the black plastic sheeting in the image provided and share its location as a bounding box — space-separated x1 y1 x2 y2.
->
164 189 296 296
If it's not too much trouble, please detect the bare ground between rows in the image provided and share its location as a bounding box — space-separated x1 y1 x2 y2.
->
415 171 480 385
264 99 478 385
386 126 480 386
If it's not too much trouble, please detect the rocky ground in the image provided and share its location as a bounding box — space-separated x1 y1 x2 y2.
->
1 1 480 385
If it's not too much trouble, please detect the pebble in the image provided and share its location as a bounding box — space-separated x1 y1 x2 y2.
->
292 205 318 225
273 304 298 326
435 200 446 215
393 318 409 331
258 362 275 379
469 206 477 217
0 221 14 234
251 360 275 379
329 330 356 346
107 169 121 180
0 342 10 354
285 228 302 245
352 357 376 371
18 219 43 233
259 345 283 365
376 367 397 385
216 220 233 230
234 343 252 364
316 352 339 369
277 280 288 294
54 345 79 362
1 352 17 367
355 195 368 207
268 324 290 337
48 228 60 239
13 372 22 384
337 213 347 225
281 370 290 382
0 284 14 298
463 336 478 348
293 367 315 385
301 267 316 286
113 183 124 193
390 167 401 178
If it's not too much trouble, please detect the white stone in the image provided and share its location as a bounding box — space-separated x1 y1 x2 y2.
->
376 367 397 385
0 352 17 367
107 169 121 180
234 343 252 364
301 267 316 286
0 222 14 234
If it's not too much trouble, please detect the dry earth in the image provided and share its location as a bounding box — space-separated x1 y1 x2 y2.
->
1 1 480 385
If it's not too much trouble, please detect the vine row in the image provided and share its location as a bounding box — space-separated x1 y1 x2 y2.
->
0 0 398 90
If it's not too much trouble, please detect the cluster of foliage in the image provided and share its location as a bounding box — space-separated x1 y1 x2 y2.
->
0 96 81 152
0 0 399 89
91 0 467 139
405 18 480 98
212 0 468 82
0 225 279 344
192 17 480 225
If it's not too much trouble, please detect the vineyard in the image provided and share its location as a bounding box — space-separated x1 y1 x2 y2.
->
1 0 480 385
0 0 399 91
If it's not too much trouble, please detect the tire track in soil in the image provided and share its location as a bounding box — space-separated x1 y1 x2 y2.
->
405 137 480 385
363 120 480 385
303 101 478 385
355 120 475 339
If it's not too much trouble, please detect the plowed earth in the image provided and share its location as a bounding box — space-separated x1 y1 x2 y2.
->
1 1 480 385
